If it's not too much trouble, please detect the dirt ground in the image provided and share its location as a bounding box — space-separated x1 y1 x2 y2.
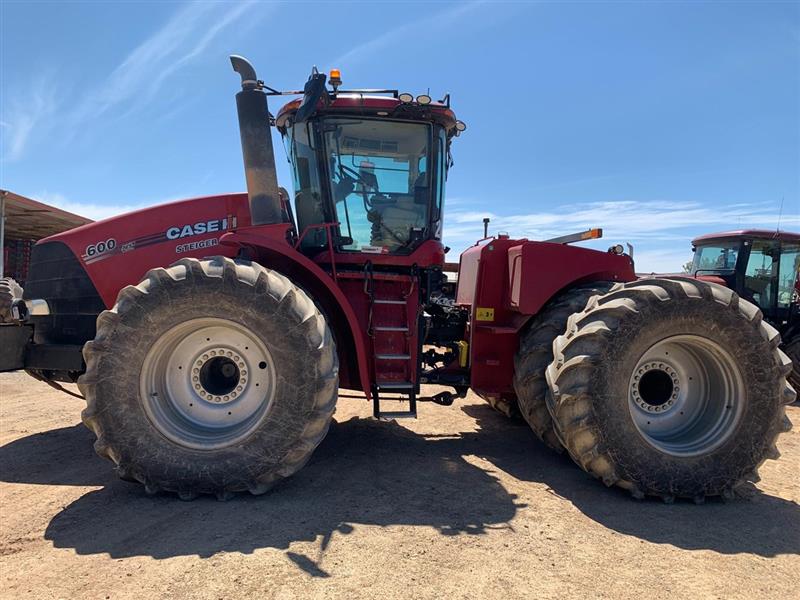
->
0 371 798 600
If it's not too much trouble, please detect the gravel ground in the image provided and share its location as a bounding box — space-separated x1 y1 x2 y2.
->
0 370 798 599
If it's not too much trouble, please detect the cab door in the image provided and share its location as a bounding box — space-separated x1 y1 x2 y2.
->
742 238 779 320
776 241 800 329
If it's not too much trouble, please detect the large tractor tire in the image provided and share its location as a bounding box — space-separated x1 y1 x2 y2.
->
545 277 794 502
79 257 338 499
0 277 23 323
513 283 613 451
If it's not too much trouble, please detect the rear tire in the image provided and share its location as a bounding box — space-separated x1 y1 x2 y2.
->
79 257 338 499
513 283 613 451
0 278 23 323
546 277 794 501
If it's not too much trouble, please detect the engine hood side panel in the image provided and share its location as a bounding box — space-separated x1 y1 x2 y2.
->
41 193 252 307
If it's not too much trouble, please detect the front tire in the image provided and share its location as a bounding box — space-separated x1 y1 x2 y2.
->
0 277 23 323
546 277 794 501
79 257 338 499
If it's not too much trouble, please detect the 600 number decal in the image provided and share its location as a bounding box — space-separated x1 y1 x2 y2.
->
85 238 117 257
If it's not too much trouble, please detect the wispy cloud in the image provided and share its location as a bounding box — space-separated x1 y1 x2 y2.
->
2 1 258 161
330 1 485 69
444 198 800 271
34 190 163 221
0 74 57 161
75 1 255 121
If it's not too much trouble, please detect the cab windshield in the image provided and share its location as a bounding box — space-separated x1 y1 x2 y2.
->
322 118 432 252
692 241 741 272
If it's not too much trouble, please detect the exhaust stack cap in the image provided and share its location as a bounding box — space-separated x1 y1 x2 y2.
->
230 55 259 90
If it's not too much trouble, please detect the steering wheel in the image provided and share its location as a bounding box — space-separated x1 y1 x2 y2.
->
338 164 378 210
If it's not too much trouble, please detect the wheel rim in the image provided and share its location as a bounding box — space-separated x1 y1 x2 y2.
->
140 318 276 450
627 334 744 457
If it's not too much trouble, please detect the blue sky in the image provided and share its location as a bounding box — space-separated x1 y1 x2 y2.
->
1 0 798 271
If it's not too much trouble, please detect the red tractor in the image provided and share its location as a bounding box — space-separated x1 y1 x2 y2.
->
688 230 800 390
0 57 793 502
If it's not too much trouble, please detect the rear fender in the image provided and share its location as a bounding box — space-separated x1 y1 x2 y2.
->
463 238 636 400
508 242 636 315
220 227 371 398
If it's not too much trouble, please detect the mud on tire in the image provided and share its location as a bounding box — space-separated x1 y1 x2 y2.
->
513 283 613 451
78 257 338 499
545 277 795 502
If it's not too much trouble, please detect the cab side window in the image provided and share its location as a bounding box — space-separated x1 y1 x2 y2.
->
778 243 800 308
744 241 777 308
290 123 328 252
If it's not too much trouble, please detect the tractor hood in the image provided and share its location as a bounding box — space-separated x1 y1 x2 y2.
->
38 193 252 307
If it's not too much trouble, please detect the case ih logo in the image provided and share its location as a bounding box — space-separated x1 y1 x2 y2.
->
81 215 237 264
166 217 236 240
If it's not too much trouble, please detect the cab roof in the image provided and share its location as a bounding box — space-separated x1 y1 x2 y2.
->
275 93 459 135
692 229 800 245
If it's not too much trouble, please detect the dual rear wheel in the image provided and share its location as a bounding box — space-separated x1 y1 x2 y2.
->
515 277 795 501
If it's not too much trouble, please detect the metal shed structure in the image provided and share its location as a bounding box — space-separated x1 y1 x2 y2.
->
0 190 92 283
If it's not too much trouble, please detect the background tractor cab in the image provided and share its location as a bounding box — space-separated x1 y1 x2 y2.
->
690 229 800 331
274 69 462 260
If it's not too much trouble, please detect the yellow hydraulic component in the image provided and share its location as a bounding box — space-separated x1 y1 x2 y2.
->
457 340 469 367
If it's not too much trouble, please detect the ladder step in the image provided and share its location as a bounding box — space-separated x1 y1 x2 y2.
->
374 326 409 332
378 411 417 420
375 353 411 360
376 380 415 390
373 299 406 305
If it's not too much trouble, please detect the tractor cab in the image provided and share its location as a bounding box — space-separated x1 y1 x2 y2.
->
274 71 464 258
690 229 800 330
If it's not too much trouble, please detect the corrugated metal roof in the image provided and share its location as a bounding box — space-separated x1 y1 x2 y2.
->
1 190 92 241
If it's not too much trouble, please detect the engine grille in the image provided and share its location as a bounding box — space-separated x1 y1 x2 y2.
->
23 241 105 345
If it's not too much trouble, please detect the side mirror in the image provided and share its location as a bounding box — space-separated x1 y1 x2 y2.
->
295 69 329 122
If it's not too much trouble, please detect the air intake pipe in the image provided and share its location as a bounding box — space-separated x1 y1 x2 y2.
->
230 55 282 226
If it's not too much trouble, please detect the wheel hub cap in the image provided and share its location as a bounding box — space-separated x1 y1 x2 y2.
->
627 335 744 457
195 349 246 404
631 362 679 413
140 318 276 450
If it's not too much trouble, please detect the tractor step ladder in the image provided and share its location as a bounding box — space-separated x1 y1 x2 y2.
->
365 265 417 420
372 381 417 420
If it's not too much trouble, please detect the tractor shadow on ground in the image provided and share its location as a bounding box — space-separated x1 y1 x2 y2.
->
0 415 524 570
459 403 800 558
0 402 798 569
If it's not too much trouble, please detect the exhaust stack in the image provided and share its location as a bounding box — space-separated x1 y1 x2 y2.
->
230 55 282 226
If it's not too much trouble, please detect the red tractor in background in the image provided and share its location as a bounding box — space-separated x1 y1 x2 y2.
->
688 229 800 391
0 57 793 503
